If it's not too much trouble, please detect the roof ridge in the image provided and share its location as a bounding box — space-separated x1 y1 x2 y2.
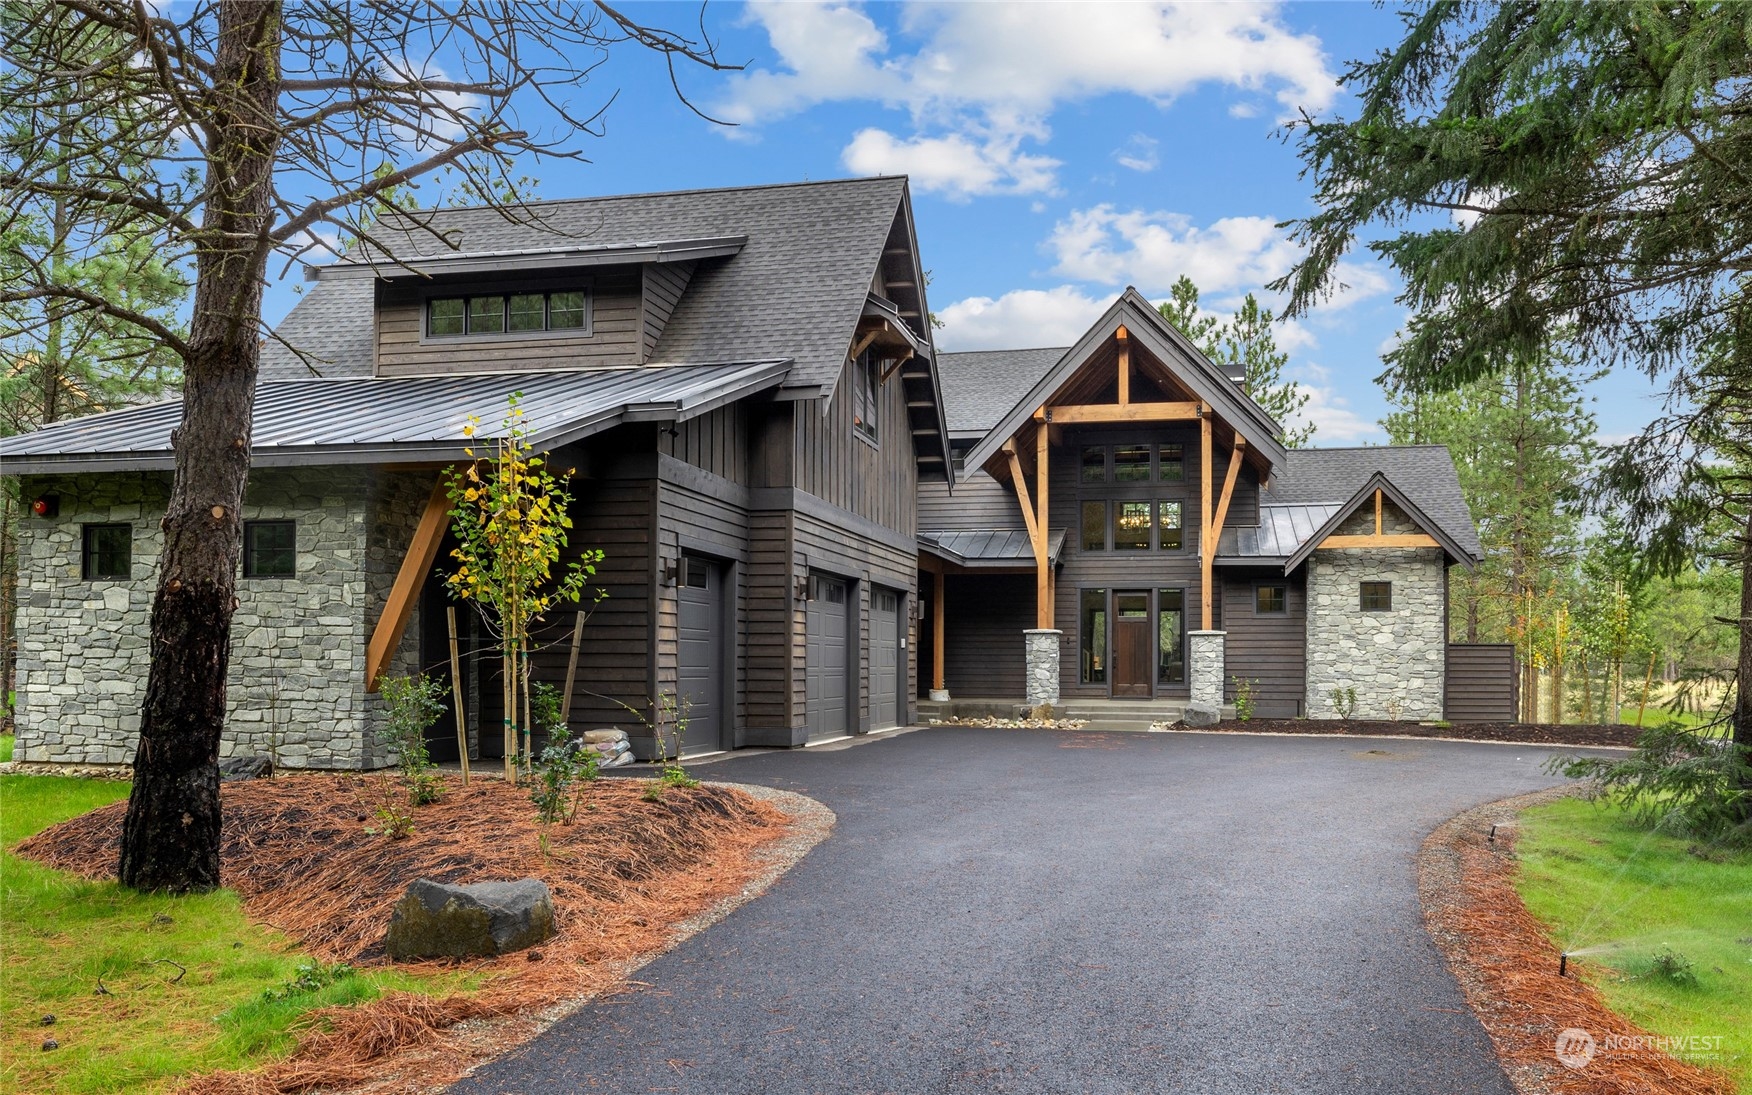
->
1292 443 1449 453
383 175 906 220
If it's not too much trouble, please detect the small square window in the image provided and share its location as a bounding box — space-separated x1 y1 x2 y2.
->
1159 443 1185 481
1081 447 1107 483
467 296 505 334
1157 501 1183 551
244 520 296 578
1081 500 1107 552
1256 584 1287 614
507 293 546 332
548 290 587 330
1114 445 1150 481
82 523 131 580
1361 581 1393 612
1114 501 1150 551
427 297 466 337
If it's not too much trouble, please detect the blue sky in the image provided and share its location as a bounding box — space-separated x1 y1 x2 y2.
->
265 1 1663 446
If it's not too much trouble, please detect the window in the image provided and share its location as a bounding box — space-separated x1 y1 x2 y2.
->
1114 501 1151 551
1361 581 1393 612
243 520 296 578
1159 443 1185 481
1080 589 1108 684
1081 447 1107 482
82 523 131 579
1157 501 1183 551
1256 583 1287 615
1081 500 1107 552
683 556 709 589
1157 589 1186 684
1114 445 1150 482
852 350 882 443
426 289 592 338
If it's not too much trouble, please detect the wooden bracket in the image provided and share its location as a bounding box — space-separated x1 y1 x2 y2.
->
1211 437 1246 548
1003 441 1043 557
366 475 452 692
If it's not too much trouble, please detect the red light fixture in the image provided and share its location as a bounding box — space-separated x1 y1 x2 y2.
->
31 495 58 518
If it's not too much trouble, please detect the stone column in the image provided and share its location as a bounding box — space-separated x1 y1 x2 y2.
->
1187 630 1227 719
1024 629 1061 711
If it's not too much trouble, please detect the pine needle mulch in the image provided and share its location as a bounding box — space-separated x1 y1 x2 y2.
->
1419 789 1734 1095
15 774 795 1094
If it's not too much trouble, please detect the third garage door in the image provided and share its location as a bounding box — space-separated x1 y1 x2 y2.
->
871 588 900 730
805 574 850 741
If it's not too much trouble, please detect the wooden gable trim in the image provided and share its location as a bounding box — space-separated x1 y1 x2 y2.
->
365 475 451 692
1283 472 1474 573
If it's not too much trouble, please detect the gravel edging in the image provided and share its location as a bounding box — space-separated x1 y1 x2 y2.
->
424 781 834 1094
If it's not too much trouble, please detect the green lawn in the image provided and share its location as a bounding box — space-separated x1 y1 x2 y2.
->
1515 797 1752 1091
0 771 465 1094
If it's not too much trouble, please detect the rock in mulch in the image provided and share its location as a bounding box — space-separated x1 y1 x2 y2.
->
219 755 275 781
1182 702 1221 728
385 878 555 960
927 716 1090 730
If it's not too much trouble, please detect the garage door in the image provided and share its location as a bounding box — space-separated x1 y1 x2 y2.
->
676 554 724 754
871 588 900 730
805 574 850 740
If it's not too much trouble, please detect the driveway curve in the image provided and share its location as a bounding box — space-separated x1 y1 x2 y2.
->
452 727 1589 1095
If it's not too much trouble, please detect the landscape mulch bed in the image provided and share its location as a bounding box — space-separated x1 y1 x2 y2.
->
1419 789 1734 1095
15 774 798 1095
1199 718 1642 748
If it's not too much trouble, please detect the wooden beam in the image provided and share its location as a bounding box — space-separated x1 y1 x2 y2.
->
1319 533 1441 549
1117 326 1130 406
932 573 946 692
849 330 881 361
366 476 451 692
1200 405 1213 631
1045 401 1200 425
1211 437 1246 547
1036 419 1052 630
1002 441 1043 556
1374 488 1383 535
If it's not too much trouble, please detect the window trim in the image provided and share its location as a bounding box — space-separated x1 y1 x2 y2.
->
421 285 594 343
1360 580 1393 612
243 519 298 579
1079 587 1109 685
852 349 882 447
1254 582 1288 616
1156 586 1188 686
81 522 132 580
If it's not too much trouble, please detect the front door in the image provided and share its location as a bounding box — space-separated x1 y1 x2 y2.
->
1113 591 1152 697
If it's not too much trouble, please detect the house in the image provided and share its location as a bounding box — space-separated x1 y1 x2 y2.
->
0 177 1492 770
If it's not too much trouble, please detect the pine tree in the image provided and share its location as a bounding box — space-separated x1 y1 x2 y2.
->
1157 276 1314 447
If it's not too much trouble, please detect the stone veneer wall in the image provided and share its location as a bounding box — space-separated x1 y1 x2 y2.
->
14 466 429 768
1303 500 1446 720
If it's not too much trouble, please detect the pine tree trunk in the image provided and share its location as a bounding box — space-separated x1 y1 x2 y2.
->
117 1 282 893
1733 503 1752 816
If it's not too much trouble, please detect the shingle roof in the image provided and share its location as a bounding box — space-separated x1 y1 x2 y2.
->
0 361 789 473
262 177 911 393
935 347 1067 434
1216 445 1482 565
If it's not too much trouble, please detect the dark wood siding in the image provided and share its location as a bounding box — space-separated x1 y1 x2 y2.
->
375 268 643 376
654 466 751 736
1446 643 1518 722
1220 569 1306 717
661 401 748 485
918 470 1024 532
792 355 917 533
641 262 695 363
941 574 1033 697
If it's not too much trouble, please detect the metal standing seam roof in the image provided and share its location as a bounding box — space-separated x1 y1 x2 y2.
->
263 177 913 396
918 528 1067 568
1215 504 1341 563
0 361 790 474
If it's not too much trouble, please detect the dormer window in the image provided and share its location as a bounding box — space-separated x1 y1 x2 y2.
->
427 289 590 338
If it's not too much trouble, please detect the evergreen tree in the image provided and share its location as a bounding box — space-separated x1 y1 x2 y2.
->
1157 276 1314 447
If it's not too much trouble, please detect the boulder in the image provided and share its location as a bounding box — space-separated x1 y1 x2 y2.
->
385 878 555 960
218 755 274 781
1182 702 1222 728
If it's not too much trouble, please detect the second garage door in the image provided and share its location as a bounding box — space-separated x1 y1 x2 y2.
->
871 588 900 730
676 555 724 754
805 574 850 740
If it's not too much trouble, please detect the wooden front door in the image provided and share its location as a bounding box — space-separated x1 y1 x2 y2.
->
1113 591 1152 697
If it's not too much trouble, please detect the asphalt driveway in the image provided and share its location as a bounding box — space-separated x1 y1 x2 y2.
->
452 727 1590 1094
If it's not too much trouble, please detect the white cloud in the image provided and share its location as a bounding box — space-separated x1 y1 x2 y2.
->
721 1 1338 196
842 126 1060 200
1047 205 1303 296
1112 134 1159 173
1228 102 1260 119
1290 363 1381 444
934 285 1113 351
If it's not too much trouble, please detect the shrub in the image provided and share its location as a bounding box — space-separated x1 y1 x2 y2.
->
528 682 597 824
1328 686 1358 720
1232 676 1259 721
378 674 446 806
1552 721 1752 849
1648 947 1699 988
